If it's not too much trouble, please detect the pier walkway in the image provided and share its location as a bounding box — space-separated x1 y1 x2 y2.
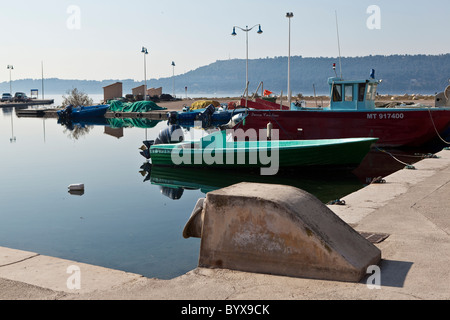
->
1 148 450 301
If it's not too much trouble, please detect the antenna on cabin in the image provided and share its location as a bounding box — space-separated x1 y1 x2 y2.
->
335 11 343 79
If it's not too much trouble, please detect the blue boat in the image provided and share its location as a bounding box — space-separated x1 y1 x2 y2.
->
167 104 247 128
57 104 110 120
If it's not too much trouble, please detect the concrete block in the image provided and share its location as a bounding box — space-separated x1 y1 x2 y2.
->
185 182 381 282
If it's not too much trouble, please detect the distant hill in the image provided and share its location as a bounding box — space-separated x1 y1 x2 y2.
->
1 54 449 97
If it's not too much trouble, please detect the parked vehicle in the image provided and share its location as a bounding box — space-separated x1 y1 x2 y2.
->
14 92 29 102
1 93 13 102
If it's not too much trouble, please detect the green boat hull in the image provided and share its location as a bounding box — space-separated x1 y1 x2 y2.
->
149 132 378 169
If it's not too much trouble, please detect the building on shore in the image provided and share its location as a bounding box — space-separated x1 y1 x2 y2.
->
103 82 123 102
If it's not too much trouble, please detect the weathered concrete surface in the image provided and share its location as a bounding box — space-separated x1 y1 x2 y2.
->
1 149 450 300
0 247 144 298
194 183 380 282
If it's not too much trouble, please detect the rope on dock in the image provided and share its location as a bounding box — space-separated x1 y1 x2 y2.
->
327 199 346 205
370 176 386 184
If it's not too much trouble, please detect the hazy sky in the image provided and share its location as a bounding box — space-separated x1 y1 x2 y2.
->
1 0 449 82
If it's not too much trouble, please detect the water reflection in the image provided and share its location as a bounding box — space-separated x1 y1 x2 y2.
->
57 117 163 140
141 162 364 203
139 145 448 203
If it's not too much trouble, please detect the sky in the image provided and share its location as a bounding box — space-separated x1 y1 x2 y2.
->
1 0 449 82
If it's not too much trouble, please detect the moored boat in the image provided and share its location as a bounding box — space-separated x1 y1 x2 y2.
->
145 130 377 172
167 104 247 128
57 104 110 119
233 72 450 147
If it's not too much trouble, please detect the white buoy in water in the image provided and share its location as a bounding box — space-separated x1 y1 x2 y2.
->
68 183 84 191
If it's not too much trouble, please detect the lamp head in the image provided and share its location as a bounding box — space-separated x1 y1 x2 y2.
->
141 47 148 54
286 12 294 18
231 27 237 36
172 61 175 66
257 25 263 34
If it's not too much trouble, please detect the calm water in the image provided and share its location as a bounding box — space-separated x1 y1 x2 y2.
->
0 98 444 279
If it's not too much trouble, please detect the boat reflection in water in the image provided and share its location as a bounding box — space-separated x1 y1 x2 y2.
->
140 162 364 203
140 143 448 203
58 117 163 139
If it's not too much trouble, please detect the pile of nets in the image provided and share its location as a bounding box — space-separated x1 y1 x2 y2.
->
190 100 220 110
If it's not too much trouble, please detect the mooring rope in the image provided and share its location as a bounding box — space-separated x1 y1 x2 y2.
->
269 114 296 140
375 147 416 169
427 107 450 145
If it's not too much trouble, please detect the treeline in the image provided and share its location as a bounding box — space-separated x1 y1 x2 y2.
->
156 54 450 95
1 54 449 96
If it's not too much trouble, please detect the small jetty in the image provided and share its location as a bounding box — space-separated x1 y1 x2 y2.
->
0 99 54 108
15 108 169 120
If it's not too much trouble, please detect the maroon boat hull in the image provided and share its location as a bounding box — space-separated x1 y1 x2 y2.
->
237 108 450 147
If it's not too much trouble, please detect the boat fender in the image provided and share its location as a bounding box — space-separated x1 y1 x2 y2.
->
267 122 272 140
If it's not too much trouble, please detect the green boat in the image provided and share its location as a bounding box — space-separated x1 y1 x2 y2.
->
148 131 377 172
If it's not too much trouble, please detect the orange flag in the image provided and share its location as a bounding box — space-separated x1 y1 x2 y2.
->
263 89 273 96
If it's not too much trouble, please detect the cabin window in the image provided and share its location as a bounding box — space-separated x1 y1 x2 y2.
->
358 83 366 101
366 83 377 101
345 85 353 101
371 84 378 100
332 84 342 102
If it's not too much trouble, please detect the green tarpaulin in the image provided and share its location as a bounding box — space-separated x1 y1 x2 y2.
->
107 118 161 129
108 100 167 112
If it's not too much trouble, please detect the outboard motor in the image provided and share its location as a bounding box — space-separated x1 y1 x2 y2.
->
160 186 184 200
167 111 178 125
196 104 215 128
59 105 73 120
140 124 184 159
155 124 184 145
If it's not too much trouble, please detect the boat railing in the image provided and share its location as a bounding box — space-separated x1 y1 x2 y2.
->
251 81 264 100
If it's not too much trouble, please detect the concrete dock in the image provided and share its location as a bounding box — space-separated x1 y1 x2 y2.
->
0 99 54 108
1 148 450 301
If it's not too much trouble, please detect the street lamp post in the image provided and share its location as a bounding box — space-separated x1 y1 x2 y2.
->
141 47 148 100
171 61 175 98
286 12 294 108
7 65 14 95
232 24 263 108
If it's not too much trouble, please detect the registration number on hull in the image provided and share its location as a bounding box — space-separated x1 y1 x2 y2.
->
367 113 404 120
